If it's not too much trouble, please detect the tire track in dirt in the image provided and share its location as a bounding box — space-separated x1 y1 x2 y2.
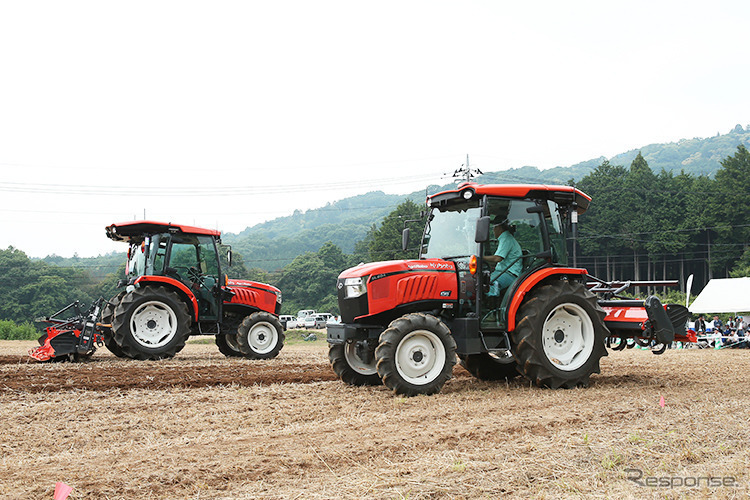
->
1 354 473 393
0 357 339 393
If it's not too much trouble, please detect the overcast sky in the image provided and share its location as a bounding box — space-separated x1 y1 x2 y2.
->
1 1 748 258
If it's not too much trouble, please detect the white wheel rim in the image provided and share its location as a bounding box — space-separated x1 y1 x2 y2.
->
246 321 278 354
344 343 377 375
395 330 446 385
130 300 178 348
542 303 594 371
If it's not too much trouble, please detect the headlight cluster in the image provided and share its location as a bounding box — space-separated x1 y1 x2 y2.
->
344 277 367 298
276 291 282 303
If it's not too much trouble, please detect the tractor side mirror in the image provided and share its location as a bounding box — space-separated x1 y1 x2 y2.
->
402 228 410 252
475 216 490 243
226 249 233 267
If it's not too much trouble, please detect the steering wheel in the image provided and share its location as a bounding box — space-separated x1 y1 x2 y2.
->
187 266 205 286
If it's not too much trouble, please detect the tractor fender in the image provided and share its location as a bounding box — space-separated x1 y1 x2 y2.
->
505 267 588 332
134 276 200 321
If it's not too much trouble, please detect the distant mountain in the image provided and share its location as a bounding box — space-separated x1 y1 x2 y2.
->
43 125 750 273
223 125 750 270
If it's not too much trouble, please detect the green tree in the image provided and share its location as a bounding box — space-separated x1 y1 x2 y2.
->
364 199 425 262
713 145 750 273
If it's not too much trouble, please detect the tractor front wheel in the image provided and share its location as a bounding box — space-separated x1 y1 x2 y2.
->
236 312 284 359
329 342 382 386
112 286 191 360
512 280 608 388
375 313 456 396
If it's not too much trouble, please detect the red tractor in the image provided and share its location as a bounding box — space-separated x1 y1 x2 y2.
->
30 221 284 362
327 183 694 396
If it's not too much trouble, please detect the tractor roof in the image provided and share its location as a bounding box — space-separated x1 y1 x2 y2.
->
429 182 592 214
106 220 221 243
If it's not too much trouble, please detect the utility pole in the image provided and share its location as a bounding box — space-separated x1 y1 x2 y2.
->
452 154 483 183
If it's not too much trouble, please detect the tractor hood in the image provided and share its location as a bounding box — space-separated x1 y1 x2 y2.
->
337 259 459 323
339 259 457 280
225 279 282 314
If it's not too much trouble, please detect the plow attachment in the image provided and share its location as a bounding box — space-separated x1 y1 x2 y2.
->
29 299 107 362
588 278 696 354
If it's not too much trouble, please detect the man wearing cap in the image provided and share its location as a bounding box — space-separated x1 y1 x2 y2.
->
484 215 523 298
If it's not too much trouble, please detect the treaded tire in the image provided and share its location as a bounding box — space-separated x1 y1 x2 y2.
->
112 286 191 360
512 280 609 388
329 343 382 386
101 291 128 358
215 334 245 357
236 312 285 359
459 352 519 381
375 313 456 396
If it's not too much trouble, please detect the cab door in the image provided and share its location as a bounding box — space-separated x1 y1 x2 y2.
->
479 198 547 331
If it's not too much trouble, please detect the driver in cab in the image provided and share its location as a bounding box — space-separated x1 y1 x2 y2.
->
484 214 522 298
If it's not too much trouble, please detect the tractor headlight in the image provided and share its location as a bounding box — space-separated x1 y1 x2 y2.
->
276 291 282 304
344 277 367 298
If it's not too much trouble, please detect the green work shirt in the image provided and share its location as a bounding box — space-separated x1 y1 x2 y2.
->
493 231 523 278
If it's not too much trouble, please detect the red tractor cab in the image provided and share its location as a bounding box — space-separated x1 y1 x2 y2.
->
327 183 692 395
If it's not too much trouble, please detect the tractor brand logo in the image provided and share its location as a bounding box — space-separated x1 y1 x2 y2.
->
432 262 453 270
371 273 387 281
407 262 453 270
440 290 451 297
407 263 430 269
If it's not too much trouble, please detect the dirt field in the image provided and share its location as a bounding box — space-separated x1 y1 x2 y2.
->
1 337 748 499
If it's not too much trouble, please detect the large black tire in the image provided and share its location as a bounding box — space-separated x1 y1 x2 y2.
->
111 286 191 360
329 342 382 386
101 291 128 358
215 333 245 357
459 351 519 381
512 280 609 388
375 313 456 396
215 313 245 358
236 312 285 359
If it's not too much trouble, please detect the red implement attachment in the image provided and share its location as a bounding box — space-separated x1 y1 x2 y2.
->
28 299 106 362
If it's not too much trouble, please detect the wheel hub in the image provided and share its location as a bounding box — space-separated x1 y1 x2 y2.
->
554 329 565 343
395 330 447 385
130 300 178 348
542 303 595 371
246 321 278 354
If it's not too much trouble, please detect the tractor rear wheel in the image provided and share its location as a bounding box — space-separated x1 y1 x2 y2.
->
215 333 244 357
101 292 128 358
375 313 456 396
329 342 382 386
459 351 519 381
112 286 191 360
236 312 284 359
512 280 608 388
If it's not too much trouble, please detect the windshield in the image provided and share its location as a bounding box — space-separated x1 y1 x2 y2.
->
420 202 482 259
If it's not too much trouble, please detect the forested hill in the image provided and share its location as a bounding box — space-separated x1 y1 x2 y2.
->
39 124 750 273
222 125 750 270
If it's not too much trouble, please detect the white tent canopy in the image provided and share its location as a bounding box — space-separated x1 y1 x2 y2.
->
689 277 750 314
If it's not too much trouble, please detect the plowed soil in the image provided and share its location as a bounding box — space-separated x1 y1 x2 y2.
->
1 339 748 499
